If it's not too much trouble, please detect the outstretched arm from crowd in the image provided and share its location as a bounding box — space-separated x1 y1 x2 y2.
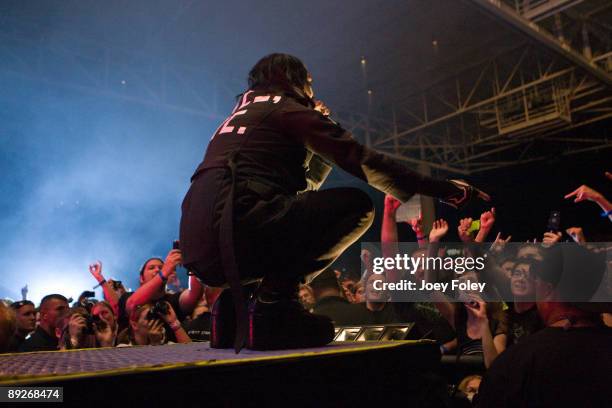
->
126 249 182 316
426 219 456 328
565 180 612 222
89 261 119 316
408 214 428 248
381 195 402 284
465 299 506 369
475 208 495 243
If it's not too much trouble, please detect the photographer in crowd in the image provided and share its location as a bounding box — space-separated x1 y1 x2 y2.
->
119 301 191 346
119 247 203 341
53 302 118 350
55 307 98 350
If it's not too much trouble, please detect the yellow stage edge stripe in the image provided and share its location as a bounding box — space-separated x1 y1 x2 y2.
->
0 340 436 385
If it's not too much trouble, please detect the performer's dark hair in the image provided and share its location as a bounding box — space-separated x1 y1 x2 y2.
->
247 53 312 103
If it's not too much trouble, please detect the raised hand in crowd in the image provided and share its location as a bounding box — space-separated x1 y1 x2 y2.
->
464 297 506 369
458 217 474 243
384 194 402 214
88 261 119 315
89 261 104 283
565 227 586 244
429 219 449 243
475 208 495 243
382 195 401 251
565 184 605 203
162 249 182 283
408 212 428 247
126 247 204 320
360 248 373 276
490 232 511 254
565 181 612 221
542 231 562 247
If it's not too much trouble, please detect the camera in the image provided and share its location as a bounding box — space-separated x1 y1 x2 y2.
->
146 301 170 321
83 313 102 335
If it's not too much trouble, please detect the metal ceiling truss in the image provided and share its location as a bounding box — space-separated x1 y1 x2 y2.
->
1 2 609 177
336 39 611 175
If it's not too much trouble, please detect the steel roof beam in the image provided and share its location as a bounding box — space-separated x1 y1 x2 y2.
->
468 0 612 87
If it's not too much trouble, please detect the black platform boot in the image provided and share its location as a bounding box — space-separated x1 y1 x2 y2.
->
210 283 258 349
247 284 335 350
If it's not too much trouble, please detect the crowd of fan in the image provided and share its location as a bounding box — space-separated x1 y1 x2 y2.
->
0 174 610 406
0 252 220 353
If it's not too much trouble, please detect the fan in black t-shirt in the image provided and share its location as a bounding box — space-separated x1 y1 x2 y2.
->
476 245 612 407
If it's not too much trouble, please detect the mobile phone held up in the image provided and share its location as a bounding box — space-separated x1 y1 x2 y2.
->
547 210 561 232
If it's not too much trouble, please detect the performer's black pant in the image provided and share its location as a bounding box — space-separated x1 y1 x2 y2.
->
182 168 375 291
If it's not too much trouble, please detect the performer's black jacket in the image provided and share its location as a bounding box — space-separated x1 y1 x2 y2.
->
182 88 457 266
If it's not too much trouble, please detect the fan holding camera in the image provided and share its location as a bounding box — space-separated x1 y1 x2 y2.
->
55 306 117 350
120 301 191 346
119 242 203 342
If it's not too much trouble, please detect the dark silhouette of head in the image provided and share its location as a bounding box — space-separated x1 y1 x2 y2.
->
248 53 313 105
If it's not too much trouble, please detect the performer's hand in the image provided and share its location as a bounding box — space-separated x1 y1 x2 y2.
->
442 179 491 209
314 99 331 116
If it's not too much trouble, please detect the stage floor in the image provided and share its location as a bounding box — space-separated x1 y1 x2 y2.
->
0 340 434 385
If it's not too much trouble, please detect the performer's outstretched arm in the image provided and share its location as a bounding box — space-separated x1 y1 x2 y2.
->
280 104 489 207
304 152 333 191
